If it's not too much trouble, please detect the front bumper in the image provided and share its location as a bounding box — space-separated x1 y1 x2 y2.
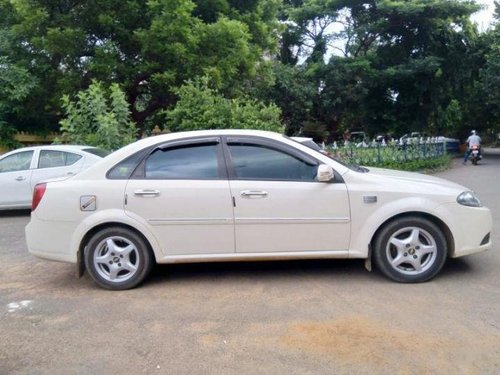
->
435 203 492 258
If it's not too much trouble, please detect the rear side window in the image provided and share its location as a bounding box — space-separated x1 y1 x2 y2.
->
144 144 219 179
83 148 110 158
38 150 82 168
107 149 150 179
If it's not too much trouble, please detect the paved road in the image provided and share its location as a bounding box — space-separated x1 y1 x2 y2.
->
1 151 499 374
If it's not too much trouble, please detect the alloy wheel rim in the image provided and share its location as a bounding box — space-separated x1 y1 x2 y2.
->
93 236 140 283
386 226 438 275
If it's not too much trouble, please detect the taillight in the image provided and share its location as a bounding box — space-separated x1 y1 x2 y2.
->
32 183 47 211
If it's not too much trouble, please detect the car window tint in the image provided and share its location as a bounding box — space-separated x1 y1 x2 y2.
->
83 148 110 158
38 150 82 168
108 149 150 179
145 144 219 179
0 151 34 172
64 152 82 165
228 144 317 181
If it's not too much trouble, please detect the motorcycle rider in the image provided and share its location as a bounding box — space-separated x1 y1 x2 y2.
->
463 130 482 164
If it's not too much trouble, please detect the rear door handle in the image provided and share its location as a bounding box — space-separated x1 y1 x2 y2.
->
134 189 160 197
240 190 268 198
15 176 26 181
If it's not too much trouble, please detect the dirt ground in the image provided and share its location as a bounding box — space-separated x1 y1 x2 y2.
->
1 151 499 374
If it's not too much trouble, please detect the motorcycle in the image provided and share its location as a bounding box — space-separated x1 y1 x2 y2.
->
470 145 481 165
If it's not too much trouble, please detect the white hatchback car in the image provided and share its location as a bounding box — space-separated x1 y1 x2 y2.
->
26 130 492 289
0 145 109 210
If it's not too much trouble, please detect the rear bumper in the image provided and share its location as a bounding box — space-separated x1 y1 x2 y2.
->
25 216 77 264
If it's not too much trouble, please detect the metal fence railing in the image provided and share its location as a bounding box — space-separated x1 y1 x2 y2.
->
326 141 448 167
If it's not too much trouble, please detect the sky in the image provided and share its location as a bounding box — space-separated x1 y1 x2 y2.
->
470 0 497 31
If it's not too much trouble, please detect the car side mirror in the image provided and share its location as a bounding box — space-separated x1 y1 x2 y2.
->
317 164 334 182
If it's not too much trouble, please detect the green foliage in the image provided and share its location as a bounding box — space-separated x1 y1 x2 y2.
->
60 81 136 150
166 78 283 132
0 121 21 149
1 0 498 142
373 155 451 172
1 0 280 134
436 99 463 137
330 143 451 172
473 23 500 134
278 0 485 139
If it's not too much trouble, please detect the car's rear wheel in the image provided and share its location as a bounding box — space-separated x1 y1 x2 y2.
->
373 217 447 283
84 227 154 290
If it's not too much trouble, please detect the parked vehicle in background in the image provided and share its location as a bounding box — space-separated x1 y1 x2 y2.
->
348 131 368 147
26 130 492 290
399 132 427 145
0 145 109 210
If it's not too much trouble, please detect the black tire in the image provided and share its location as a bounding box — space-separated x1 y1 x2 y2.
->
84 227 154 290
373 217 447 283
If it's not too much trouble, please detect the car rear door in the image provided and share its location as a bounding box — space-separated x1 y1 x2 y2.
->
124 137 235 256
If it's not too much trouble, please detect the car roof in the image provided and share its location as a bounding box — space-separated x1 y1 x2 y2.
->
1 145 99 154
75 129 351 179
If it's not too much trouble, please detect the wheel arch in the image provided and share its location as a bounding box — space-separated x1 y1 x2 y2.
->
370 212 455 258
76 222 156 277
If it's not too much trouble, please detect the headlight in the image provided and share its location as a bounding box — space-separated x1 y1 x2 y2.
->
457 191 482 207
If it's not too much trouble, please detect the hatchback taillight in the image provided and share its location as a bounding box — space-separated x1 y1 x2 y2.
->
32 183 47 211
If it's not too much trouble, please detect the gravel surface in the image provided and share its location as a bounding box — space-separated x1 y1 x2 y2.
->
1 150 499 374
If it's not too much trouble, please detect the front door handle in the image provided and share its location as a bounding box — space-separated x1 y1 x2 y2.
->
15 176 26 181
240 190 268 198
134 189 160 197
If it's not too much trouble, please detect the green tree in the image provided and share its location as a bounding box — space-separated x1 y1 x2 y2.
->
275 0 482 139
472 2 500 137
1 0 280 135
60 81 136 150
166 78 283 132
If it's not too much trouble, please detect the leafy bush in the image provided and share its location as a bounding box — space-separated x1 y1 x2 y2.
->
166 78 283 133
0 122 21 149
330 143 451 172
60 81 136 150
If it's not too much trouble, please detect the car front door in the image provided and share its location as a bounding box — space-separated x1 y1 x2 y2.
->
224 137 351 254
124 138 235 256
0 150 35 208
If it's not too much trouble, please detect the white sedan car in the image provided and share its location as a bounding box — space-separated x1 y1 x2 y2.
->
0 145 108 210
26 130 492 289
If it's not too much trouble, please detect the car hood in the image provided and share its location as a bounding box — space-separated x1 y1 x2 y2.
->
362 167 468 194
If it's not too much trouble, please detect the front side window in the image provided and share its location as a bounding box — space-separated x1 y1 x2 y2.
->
228 144 317 181
38 150 82 169
0 151 34 173
144 144 219 179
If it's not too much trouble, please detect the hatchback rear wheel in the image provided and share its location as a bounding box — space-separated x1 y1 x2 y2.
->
84 227 154 290
373 217 448 283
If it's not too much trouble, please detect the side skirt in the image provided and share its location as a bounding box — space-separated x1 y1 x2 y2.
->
156 250 360 264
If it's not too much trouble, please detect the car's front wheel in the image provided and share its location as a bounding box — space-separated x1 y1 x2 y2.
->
373 217 448 283
84 227 154 290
